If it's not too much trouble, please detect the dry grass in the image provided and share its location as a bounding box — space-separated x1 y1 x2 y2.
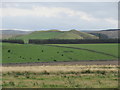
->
1 65 119 73
2 65 119 88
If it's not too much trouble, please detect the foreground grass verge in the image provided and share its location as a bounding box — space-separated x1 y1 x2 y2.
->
2 65 119 88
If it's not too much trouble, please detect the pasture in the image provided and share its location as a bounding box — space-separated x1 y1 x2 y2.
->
50 43 118 57
2 43 118 64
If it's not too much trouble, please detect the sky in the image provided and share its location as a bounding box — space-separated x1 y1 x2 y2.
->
0 1 118 31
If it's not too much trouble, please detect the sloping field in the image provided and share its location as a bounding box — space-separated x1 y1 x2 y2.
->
51 44 118 57
2 43 117 64
11 30 98 43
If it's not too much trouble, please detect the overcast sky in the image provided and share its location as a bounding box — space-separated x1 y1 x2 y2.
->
0 2 118 31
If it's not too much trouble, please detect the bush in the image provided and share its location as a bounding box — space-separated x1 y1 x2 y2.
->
9 81 15 86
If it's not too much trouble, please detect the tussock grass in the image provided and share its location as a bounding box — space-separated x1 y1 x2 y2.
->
2 65 119 88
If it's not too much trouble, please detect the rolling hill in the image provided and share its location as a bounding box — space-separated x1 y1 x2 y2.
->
0 30 32 39
86 29 120 39
11 30 99 42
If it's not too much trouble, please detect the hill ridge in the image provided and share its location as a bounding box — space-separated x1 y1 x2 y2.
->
10 30 99 42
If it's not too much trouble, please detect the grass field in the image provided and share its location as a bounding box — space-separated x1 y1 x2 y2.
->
1 65 118 88
2 43 118 63
51 43 118 57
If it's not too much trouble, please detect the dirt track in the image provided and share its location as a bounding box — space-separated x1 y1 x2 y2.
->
2 60 118 66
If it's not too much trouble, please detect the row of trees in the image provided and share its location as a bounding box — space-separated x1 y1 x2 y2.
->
1 39 119 44
0 39 24 44
29 39 120 44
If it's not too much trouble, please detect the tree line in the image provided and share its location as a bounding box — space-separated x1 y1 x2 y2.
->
1 39 119 44
29 39 120 44
0 39 24 44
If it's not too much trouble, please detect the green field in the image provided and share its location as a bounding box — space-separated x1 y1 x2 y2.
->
51 43 118 57
2 43 118 63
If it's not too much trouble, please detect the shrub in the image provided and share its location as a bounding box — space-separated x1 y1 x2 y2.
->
8 50 11 53
41 70 50 75
81 70 92 74
9 81 15 86
53 60 57 62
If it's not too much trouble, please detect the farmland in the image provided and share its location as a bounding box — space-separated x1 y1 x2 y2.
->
2 43 118 64
50 43 118 57
1 65 119 88
2 42 119 88
1 1 119 88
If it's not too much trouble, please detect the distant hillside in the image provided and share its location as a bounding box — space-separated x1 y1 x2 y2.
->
102 29 120 31
0 30 32 39
11 30 99 42
86 29 120 39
